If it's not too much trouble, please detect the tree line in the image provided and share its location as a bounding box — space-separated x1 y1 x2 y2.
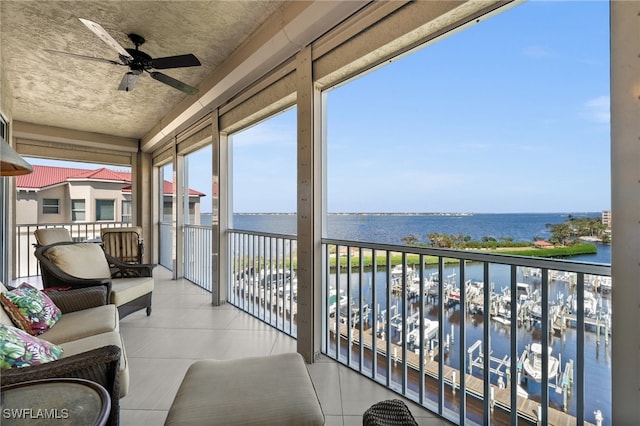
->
400 233 532 249
401 215 609 248
545 215 610 245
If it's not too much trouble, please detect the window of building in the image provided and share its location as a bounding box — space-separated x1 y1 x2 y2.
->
96 199 115 221
122 200 131 223
71 199 85 221
42 198 60 214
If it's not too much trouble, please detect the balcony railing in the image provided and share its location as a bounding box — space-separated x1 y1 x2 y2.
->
228 230 297 338
226 230 611 426
16 222 131 277
321 239 611 426
184 224 213 292
159 222 173 271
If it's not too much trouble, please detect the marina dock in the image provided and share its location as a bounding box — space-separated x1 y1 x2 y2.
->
330 320 596 426
233 265 609 425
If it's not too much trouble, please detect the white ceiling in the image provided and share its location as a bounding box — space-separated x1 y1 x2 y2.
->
1 1 285 140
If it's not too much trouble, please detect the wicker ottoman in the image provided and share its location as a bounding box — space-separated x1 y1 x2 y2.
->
164 353 324 425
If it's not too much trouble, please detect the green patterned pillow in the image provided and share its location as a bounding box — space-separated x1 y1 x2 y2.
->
0 324 63 368
0 283 62 335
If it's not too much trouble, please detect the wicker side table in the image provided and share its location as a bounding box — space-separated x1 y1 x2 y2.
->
1 378 110 426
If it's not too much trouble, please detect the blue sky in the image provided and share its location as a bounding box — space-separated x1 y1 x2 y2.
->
234 0 610 214
29 1 611 214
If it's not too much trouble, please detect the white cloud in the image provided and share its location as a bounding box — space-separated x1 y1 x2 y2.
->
585 96 610 124
523 45 553 58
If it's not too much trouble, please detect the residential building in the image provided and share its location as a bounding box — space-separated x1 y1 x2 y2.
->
15 165 204 225
602 210 612 228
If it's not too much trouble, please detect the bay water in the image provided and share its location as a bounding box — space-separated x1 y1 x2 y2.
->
228 212 611 264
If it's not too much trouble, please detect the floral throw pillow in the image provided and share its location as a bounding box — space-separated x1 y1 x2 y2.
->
0 324 63 368
0 283 62 335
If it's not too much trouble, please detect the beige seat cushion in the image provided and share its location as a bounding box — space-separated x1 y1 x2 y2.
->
110 277 154 306
39 304 119 344
165 353 324 425
60 331 129 398
44 243 111 279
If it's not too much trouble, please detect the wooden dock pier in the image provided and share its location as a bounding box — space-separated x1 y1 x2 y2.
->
330 321 595 426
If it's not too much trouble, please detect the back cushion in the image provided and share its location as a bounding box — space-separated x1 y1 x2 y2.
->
44 243 111 279
34 228 72 246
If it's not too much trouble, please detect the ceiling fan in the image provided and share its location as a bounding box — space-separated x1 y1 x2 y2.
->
45 18 201 95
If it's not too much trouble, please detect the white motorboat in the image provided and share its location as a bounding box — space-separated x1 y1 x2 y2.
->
406 318 439 348
522 342 559 382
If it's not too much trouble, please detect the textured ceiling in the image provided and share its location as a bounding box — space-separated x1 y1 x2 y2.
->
1 1 283 139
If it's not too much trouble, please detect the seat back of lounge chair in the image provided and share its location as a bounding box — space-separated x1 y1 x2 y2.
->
34 228 73 247
100 226 143 264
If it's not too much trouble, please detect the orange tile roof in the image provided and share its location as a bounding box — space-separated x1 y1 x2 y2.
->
534 240 553 247
68 167 130 182
16 165 204 196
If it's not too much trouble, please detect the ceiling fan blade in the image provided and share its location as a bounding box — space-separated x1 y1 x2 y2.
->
118 71 141 92
79 18 133 61
149 71 198 95
150 54 201 69
44 49 122 66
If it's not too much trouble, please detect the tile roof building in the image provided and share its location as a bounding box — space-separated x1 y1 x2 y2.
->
16 165 204 225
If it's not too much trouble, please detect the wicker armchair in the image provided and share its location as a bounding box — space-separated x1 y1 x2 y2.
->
35 241 155 319
1 288 121 426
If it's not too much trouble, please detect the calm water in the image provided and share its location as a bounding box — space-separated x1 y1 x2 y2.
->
226 212 611 424
227 212 611 264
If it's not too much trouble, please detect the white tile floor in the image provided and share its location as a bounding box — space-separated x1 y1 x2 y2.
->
115 267 453 425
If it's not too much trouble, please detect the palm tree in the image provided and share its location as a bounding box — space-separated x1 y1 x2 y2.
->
547 222 573 245
401 234 419 246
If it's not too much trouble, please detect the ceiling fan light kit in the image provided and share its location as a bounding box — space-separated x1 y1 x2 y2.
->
46 18 201 95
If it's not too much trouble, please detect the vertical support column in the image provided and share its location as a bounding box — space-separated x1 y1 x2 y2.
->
0 176 7 284
3 174 16 283
151 164 161 265
174 147 185 279
297 45 322 363
610 2 640 424
212 110 229 306
135 150 153 264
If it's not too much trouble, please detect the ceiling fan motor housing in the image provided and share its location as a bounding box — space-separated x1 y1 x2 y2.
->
122 48 152 71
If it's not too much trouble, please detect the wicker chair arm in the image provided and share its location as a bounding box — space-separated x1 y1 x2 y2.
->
104 252 156 278
45 286 109 314
0 345 121 426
